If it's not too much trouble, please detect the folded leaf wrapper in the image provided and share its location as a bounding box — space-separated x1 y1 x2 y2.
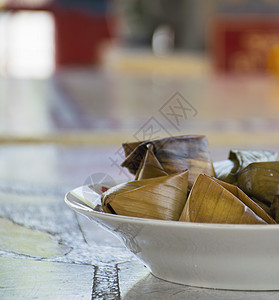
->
238 162 279 204
270 195 279 223
251 197 272 216
102 170 189 221
179 174 275 224
122 141 142 157
122 135 215 187
214 150 279 184
135 144 168 180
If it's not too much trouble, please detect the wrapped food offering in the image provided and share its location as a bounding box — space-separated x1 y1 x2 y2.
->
214 150 278 184
179 174 275 224
102 170 189 221
238 162 279 204
121 135 215 187
101 135 279 224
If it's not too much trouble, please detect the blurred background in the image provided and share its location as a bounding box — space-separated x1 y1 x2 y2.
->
0 0 279 167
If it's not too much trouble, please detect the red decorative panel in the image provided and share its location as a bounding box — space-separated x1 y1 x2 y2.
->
211 16 279 73
53 10 113 66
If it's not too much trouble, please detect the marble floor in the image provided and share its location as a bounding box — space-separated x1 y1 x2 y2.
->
1 63 279 299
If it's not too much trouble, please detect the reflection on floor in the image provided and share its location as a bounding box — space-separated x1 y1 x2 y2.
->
0 67 279 150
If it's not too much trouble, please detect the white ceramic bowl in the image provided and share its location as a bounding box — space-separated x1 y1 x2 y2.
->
65 186 279 291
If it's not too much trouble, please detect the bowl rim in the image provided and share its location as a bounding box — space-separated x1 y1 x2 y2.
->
65 186 279 231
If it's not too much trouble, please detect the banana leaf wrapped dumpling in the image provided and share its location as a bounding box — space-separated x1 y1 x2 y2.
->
238 162 279 205
102 170 189 221
121 135 215 187
179 174 276 224
214 150 278 184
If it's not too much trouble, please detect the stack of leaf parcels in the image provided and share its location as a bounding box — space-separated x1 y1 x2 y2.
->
179 174 275 224
101 135 279 224
121 135 215 187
